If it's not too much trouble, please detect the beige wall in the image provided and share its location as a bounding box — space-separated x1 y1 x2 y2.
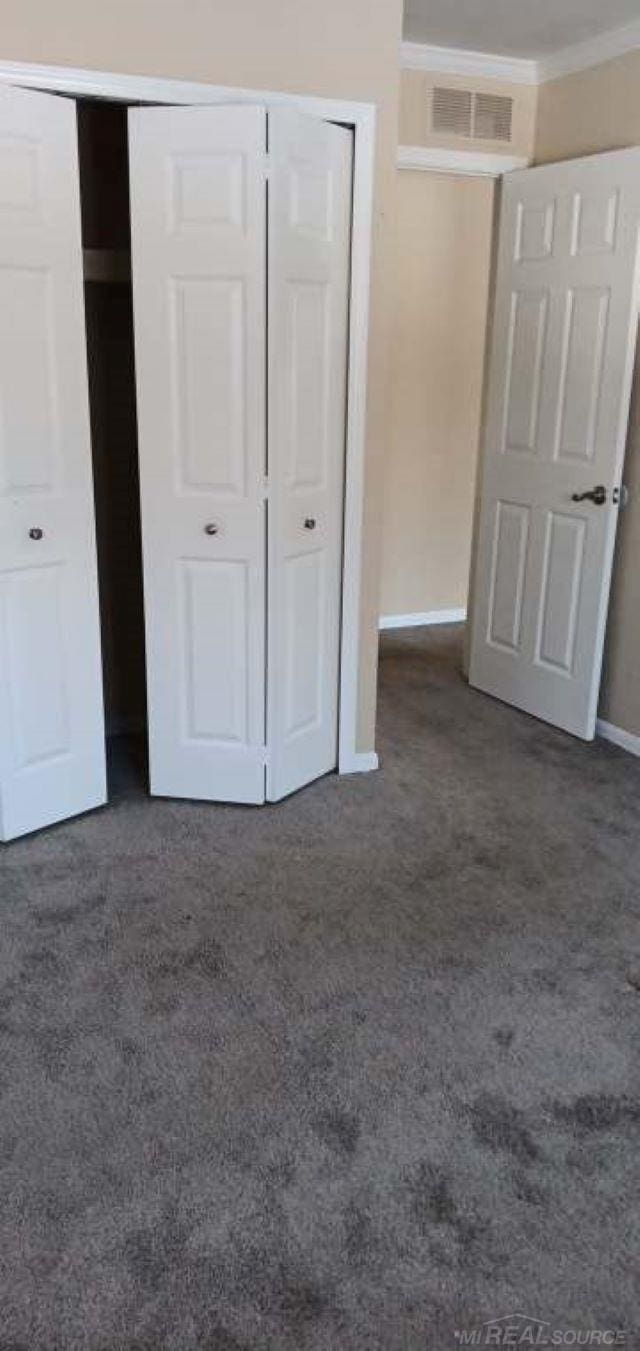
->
0 0 403 752
536 51 640 738
535 50 640 165
381 66 529 622
381 169 493 618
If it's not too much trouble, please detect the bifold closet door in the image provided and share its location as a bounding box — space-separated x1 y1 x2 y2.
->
0 83 106 841
266 109 352 800
129 103 352 806
128 105 267 803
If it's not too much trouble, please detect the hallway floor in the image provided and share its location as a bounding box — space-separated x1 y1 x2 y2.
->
1 626 639 1348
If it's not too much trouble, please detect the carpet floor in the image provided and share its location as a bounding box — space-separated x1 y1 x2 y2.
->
1 625 639 1350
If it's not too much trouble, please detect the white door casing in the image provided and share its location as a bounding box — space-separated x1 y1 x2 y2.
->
0 83 106 841
266 109 352 800
129 104 267 802
469 149 640 739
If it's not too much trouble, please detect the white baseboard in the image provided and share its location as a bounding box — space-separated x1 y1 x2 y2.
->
596 719 640 758
339 750 379 774
379 608 467 630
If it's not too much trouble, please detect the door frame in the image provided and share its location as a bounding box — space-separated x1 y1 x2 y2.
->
0 59 377 776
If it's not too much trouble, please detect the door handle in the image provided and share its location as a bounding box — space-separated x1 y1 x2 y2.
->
203 522 219 536
571 485 607 505
304 518 316 530
28 527 44 540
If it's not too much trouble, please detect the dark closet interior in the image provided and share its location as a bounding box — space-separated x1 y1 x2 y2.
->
77 98 148 795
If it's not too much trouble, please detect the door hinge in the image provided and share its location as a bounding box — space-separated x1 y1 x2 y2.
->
613 484 629 507
263 153 271 180
261 746 270 766
262 476 270 501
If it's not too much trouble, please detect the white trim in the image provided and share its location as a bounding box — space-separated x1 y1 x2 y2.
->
401 22 640 87
596 719 640 758
339 750 379 774
379 608 467 629
0 59 374 122
337 100 376 777
0 60 377 777
400 40 537 85
397 145 529 177
538 18 640 84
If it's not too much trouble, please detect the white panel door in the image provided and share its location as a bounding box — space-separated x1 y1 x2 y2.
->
0 83 106 841
470 149 640 739
129 105 267 803
266 109 352 800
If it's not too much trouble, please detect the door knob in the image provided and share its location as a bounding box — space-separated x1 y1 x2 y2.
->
571 485 607 505
28 527 44 540
204 522 219 536
304 517 316 530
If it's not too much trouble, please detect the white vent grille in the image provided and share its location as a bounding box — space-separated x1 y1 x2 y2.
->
474 93 513 142
430 87 514 144
432 87 473 138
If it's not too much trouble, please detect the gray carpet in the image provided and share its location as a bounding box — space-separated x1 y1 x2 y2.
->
1 625 639 1350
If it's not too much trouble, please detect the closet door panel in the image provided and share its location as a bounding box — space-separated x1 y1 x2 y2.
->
266 109 352 801
0 83 106 841
129 104 266 804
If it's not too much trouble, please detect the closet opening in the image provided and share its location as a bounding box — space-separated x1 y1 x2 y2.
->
78 98 148 799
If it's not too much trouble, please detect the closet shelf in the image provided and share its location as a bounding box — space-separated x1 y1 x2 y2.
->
83 248 131 284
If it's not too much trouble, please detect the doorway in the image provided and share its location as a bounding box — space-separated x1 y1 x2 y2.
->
0 72 376 840
382 151 640 753
0 62 376 782
83 98 353 806
381 166 494 637
79 98 148 800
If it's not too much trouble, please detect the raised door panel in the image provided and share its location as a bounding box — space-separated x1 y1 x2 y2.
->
535 512 586 675
287 280 330 490
171 276 246 496
487 502 530 654
502 290 548 456
554 288 609 463
180 559 249 743
570 190 618 256
514 198 556 262
283 551 325 739
3 565 70 769
0 268 60 494
0 133 42 221
170 151 245 231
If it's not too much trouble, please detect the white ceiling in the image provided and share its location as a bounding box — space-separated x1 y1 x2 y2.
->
403 0 640 58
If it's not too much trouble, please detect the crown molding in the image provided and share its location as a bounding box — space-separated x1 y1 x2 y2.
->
397 145 529 177
537 17 640 83
400 40 538 85
402 19 640 88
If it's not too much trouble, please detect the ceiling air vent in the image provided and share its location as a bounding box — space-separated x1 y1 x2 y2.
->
430 87 514 144
432 86 473 138
473 93 513 143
